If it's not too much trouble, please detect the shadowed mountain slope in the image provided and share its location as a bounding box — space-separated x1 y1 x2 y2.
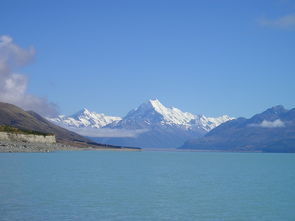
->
181 105 295 152
0 102 97 146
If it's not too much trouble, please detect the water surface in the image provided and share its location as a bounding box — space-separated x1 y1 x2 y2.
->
0 151 294 221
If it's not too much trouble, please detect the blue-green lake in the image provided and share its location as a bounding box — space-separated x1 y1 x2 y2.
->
0 150 294 221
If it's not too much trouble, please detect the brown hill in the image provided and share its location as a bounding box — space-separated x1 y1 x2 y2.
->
0 102 100 147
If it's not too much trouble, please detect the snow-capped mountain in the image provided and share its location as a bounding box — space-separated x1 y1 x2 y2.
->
94 99 234 148
190 114 235 132
107 99 195 129
106 99 232 131
48 99 234 148
49 108 121 129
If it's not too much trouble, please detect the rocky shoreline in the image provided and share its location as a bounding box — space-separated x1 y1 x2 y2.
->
0 140 139 153
0 140 84 152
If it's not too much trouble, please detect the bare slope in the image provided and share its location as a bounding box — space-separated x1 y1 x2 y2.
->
0 102 96 146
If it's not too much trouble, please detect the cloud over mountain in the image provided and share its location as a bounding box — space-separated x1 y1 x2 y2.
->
68 127 148 138
0 35 58 117
250 119 285 128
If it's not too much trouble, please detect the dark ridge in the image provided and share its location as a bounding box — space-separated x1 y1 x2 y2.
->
0 102 124 148
180 105 295 153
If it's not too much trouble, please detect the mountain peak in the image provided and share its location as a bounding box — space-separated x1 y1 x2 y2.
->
260 105 287 117
148 98 161 105
71 108 93 118
77 107 90 112
134 99 165 113
82 107 90 112
146 99 166 112
49 108 121 129
125 99 196 126
81 108 92 115
268 105 286 113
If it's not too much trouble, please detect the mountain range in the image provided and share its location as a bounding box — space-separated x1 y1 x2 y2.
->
181 105 295 152
48 99 233 148
2 100 295 152
50 108 121 128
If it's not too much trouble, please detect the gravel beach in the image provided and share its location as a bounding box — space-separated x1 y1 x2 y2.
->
0 141 141 152
0 140 86 152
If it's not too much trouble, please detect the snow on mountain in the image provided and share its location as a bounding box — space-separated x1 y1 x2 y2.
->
48 99 234 148
106 99 233 131
92 99 234 148
49 108 121 129
191 114 234 132
138 99 196 125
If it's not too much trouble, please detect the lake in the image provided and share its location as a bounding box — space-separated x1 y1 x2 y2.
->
0 150 294 221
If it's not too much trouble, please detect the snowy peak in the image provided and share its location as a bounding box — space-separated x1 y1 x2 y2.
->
77 107 92 115
71 108 94 119
146 99 166 112
134 99 167 115
123 99 195 127
48 99 234 138
48 99 234 148
49 108 121 129
194 114 234 131
108 99 234 131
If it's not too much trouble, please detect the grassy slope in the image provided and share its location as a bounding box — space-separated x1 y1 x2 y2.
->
0 102 102 147
0 125 53 136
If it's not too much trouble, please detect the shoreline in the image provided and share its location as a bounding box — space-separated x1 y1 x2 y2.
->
1 141 289 154
143 148 263 153
0 141 141 153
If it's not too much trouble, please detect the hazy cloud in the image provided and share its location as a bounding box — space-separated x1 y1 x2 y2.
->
0 35 58 117
249 119 285 128
259 14 295 29
64 127 148 138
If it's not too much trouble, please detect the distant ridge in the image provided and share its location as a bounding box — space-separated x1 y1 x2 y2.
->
50 108 121 129
181 105 295 153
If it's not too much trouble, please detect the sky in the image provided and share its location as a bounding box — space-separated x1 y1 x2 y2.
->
0 0 295 118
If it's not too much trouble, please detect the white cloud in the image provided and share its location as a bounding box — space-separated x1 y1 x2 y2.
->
64 127 149 138
249 119 285 128
0 35 58 117
259 14 295 29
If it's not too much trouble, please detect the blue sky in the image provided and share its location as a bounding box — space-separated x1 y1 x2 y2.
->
1 0 295 118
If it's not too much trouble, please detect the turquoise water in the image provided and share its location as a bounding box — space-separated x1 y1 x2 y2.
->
0 151 294 221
